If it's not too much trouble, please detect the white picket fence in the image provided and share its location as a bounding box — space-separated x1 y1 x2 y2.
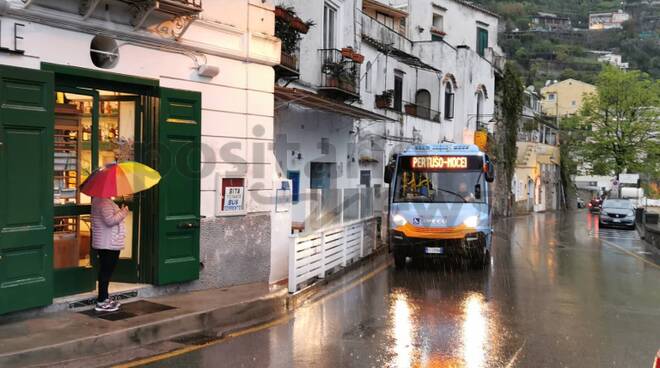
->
288 216 378 293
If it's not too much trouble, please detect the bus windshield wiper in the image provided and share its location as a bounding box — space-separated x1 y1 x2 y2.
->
434 188 467 203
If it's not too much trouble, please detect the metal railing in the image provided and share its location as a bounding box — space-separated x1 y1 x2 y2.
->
279 49 300 74
164 0 202 7
360 12 413 54
517 130 558 145
318 49 360 97
403 101 442 122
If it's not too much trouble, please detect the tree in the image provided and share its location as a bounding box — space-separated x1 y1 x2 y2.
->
560 68 578 81
501 63 524 183
558 115 590 206
491 63 524 216
577 66 660 177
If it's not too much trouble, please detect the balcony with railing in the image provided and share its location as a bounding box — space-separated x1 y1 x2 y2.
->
277 49 300 77
319 49 361 101
403 101 442 122
484 47 506 72
275 6 312 79
118 0 203 29
360 12 413 55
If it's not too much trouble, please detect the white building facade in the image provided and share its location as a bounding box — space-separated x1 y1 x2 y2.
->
589 10 631 30
357 0 502 174
0 0 281 315
270 0 502 263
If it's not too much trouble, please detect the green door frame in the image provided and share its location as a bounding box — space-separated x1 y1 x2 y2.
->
39 63 201 298
44 63 159 296
52 86 99 298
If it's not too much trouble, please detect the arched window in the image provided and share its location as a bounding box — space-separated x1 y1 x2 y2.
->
476 91 485 126
415 89 431 119
365 61 372 93
444 83 454 119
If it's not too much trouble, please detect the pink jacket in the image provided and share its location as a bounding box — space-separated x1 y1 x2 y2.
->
91 197 127 251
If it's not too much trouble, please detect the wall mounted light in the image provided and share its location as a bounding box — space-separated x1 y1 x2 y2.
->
196 64 219 78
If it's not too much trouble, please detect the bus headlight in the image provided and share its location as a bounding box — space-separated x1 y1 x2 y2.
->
463 215 479 228
392 214 407 226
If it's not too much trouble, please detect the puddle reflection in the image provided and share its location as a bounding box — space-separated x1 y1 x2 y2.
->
461 293 487 368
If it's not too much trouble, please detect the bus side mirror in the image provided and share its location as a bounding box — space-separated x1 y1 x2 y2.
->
485 162 495 183
384 164 394 184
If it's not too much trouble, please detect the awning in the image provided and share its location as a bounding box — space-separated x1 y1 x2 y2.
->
363 0 408 17
275 86 396 122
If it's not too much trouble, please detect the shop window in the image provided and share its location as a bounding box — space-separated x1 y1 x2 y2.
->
53 90 139 269
216 177 246 215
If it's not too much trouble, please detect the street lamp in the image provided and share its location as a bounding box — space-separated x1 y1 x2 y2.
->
467 113 497 132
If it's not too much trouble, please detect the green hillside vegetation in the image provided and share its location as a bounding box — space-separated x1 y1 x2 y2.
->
472 1 660 86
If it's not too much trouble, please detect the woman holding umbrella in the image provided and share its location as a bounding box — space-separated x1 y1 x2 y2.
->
81 161 161 312
91 197 129 312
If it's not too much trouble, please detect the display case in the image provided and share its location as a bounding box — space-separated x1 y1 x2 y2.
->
53 102 91 268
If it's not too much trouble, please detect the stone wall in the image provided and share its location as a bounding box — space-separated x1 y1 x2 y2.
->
199 213 271 289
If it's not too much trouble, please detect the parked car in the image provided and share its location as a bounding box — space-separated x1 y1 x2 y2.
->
599 199 636 230
577 197 585 208
588 197 603 213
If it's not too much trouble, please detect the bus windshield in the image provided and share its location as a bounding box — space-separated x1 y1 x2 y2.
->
393 155 486 203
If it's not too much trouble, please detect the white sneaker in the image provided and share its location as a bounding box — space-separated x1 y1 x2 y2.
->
95 299 119 312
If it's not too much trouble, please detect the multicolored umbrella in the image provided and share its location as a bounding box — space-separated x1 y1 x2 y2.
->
80 161 161 198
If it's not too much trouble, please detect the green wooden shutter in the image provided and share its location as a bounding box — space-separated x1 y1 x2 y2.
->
156 88 201 285
477 28 488 56
0 65 54 314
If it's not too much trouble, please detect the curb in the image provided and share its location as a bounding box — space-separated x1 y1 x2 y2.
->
1 246 393 368
0 289 289 368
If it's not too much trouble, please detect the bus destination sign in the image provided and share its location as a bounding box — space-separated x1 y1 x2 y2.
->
411 156 468 170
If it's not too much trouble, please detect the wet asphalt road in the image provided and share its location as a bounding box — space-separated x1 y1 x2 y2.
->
142 211 660 368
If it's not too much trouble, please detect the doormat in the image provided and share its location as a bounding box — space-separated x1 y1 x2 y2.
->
80 300 176 321
69 291 138 309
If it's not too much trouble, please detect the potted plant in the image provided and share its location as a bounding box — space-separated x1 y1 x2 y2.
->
341 47 354 58
275 6 315 72
430 27 446 37
351 52 365 64
291 18 310 33
275 6 292 21
338 67 356 92
375 90 393 108
404 103 417 116
326 77 339 87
